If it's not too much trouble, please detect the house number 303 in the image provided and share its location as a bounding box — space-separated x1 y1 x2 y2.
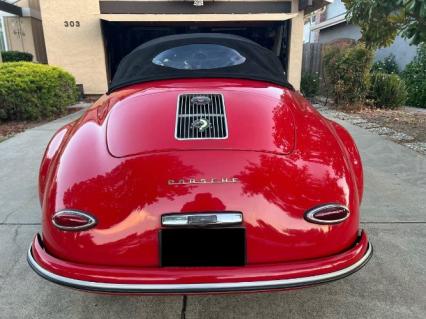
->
64 21 80 28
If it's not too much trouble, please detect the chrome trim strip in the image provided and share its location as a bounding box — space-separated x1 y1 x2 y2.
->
174 93 229 141
162 212 243 226
27 239 372 293
52 210 97 231
305 204 350 225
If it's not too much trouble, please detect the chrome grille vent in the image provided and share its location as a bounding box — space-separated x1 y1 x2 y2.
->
175 94 228 140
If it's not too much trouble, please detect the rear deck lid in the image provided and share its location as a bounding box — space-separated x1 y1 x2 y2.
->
106 90 295 157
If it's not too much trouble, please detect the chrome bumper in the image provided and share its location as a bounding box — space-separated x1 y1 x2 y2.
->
27 243 372 294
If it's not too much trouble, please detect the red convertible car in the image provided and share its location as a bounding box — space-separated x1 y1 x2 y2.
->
28 33 372 294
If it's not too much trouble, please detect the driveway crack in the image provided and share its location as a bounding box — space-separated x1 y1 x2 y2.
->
0 225 22 293
1 195 38 224
180 295 187 319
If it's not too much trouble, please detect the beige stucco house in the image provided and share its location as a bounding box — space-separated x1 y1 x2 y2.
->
17 0 330 94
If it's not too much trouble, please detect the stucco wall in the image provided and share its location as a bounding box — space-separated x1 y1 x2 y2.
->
324 0 346 20
375 35 418 70
39 0 108 94
318 23 417 70
288 0 303 90
30 17 47 63
318 23 361 44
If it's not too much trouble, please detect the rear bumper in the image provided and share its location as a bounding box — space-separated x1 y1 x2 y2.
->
28 231 372 294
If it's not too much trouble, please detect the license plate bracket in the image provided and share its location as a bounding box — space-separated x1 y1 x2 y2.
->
160 227 246 267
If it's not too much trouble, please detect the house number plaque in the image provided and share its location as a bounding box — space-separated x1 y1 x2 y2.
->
64 21 80 28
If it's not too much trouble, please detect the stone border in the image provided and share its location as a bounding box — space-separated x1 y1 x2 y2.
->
313 103 426 156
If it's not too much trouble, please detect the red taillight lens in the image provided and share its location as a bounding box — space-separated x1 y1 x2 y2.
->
304 204 350 224
52 210 96 231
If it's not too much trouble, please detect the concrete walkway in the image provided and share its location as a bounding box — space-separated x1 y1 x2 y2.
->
0 110 425 319
405 106 426 114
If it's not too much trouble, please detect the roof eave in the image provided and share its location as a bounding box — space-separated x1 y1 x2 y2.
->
0 1 22 16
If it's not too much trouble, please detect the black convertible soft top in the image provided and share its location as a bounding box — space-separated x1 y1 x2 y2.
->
109 33 294 93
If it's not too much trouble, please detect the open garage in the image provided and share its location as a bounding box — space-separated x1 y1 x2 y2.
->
38 1 329 94
101 21 291 81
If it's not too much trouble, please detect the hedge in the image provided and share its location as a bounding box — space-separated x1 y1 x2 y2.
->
0 62 78 121
371 54 399 74
402 44 426 108
301 72 320 98
1 51 33 62
370 73 407 109
323 44 374 108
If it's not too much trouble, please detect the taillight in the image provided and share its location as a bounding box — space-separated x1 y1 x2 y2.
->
304 204 350 224
52 210 97 231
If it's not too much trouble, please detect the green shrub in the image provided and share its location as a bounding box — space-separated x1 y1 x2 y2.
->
323 44 374 108
402 44 426 108
301 72 320 98
370 73 407 109
0 62 78 121
372 54 399 74
1 51 33 62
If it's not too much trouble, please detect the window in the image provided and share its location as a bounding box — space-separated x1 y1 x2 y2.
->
152 44 246 70
0 17 8 52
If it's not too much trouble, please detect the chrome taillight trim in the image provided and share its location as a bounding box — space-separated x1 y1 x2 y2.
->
52 210 97 231
304 204 350 224
162 212 242 226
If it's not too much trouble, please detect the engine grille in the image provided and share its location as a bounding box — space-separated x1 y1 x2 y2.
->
175 94 228 140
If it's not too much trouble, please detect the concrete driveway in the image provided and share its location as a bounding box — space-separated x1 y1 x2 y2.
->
0 110 425 319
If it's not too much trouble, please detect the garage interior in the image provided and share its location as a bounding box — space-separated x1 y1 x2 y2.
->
101 21 291 83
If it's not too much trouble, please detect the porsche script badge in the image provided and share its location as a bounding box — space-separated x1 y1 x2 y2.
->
168 177 239 185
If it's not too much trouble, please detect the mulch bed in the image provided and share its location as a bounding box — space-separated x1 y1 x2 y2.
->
315 96 426 144
349 107 426 143
312 97 426 155
0 121 44 141
0 107 84 142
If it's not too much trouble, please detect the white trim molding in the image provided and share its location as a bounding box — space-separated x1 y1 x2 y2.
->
310 12 347 31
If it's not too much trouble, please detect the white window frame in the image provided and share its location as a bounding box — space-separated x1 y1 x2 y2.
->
0 16 9 51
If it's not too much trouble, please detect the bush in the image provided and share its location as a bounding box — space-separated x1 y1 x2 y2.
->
370 73 407 109
1 51 33 62
323 44 374 108
372 54 399 74
402 44 426 108
0 62 78 121
301 73 320 98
